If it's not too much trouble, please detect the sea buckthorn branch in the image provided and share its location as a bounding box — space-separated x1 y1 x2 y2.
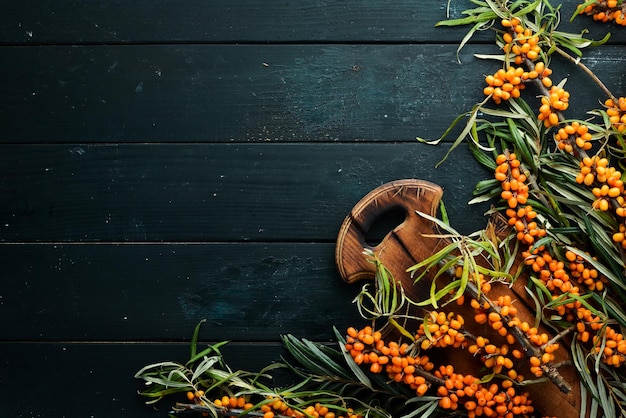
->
474 3 626 302
344 324 543 417
344 234 576 413
495 149 626 370
361 237 575 390
576 0 626 25
406 211 574 391
136 323 394 418
463 276 573 393
174 394 366 418
427 0 626 414
349 221 573 411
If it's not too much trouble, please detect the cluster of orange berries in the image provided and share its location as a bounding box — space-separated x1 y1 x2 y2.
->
538 86 570 128
483 19 553 104
184 390 213 416
495 153 550 245
345 325 434 394
471 297 516 341
579 0 626 25
211 395 254 412
345 324 546 417
576 307 626 367
434 364 536 418
467 334 517 378
574 156 626 248
470 293 559 379
207 394 361 418
554 121 593 154
521 244 625 368
495 153 530 210
518 234 625 369
501 17 542 64
605 97 626 132
564 250 607 292
525 250 579 295
506 205 547 247
489 18 576 129
484 67 526 104
527 345 559 378
416 310 467 349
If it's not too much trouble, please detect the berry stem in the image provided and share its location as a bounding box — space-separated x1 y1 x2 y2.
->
463 278 573 394
553 46 619 104
542 324 575 350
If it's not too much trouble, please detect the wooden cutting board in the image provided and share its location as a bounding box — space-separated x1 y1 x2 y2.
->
335 179 581 418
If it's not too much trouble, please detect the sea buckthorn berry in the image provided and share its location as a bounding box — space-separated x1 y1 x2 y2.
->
605 98 626 131
537 86 569 127
555 121 593 153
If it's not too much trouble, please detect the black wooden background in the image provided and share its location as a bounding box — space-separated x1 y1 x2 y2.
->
0 2 624 416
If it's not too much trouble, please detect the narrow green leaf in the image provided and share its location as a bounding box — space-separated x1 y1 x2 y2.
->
515 0 542 16
399 399 439 418
187 341 230 366
135 361 184 379
191 356 220 382
407 241 459 281
333 328 372 388
190 319 207 359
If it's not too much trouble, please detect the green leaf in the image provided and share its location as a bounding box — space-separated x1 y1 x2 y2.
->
468 144 497 171
455 20 494 62
191 355 220 382
407 241 459 281
436 15 488 27
333 328 373 388
400 399 439 418
570 0 598 21
514 0 542 16
190 319 206 359
135 361 185 379
439 200 450 226
417 96 493 168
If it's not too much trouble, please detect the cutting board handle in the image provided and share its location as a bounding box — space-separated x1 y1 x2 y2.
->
335 179 444 284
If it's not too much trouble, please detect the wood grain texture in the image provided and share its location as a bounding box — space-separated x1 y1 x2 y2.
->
0 143 491 242
0 243 364 341
1 44 624 143
1 1 623 44
0 0 484 44
336 179 445 283
0 341 289 418
0 0 623 416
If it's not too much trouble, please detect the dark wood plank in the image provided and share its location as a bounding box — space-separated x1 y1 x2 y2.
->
2 44 622 143
0 341 288 418
0 243 367 341
1 1 622 44
0 44 487 143
0 0 482 44
0 143 491 242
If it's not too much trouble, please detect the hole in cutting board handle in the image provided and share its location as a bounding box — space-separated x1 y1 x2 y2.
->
364 206 407 247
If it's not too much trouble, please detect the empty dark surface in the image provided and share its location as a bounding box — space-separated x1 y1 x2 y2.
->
0 1 623 416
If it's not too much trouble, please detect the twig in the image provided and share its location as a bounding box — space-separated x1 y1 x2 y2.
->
542 324 575 349
464 280 573 394
172 403 290 417
553 46 619 104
